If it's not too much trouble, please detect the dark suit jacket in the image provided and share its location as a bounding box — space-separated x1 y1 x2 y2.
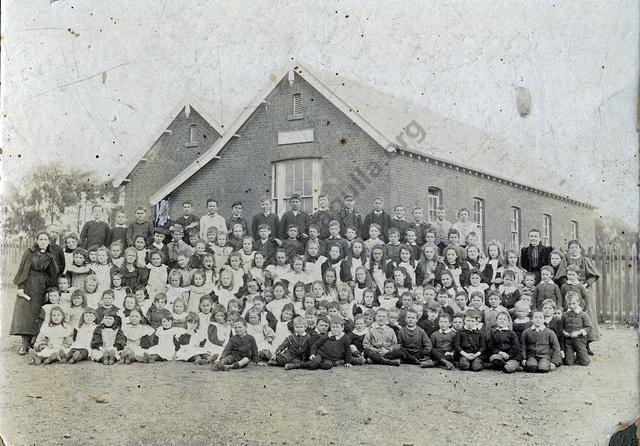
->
520 244 553 282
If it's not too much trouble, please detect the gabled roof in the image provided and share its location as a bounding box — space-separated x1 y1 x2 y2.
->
149 61 594 208
112 96 233 187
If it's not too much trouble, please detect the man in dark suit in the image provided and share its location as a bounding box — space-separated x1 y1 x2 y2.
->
520 229 553 284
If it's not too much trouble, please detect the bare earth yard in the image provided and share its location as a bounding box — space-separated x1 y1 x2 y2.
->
0 289 638 446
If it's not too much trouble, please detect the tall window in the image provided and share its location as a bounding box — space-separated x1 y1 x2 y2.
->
272 159 321 216
427 187 442 222
510 207 521 249
571 220 579 240
542 214 552 245
472 197 485 243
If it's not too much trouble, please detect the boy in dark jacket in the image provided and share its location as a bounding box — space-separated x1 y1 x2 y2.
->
384 309 431 365
422 312 455 369
211 318 258 371
269 316 311 368
487 310 521 373
454 309 486 371
293 317 352 370
521 310 562 373
561 292 592 366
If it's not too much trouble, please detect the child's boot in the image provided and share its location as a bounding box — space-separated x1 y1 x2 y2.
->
28 348 41 365
59 349 68 364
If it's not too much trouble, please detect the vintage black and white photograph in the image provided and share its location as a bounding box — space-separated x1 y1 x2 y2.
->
1 1 638 445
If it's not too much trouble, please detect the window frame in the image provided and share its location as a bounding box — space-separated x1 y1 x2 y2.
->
271 158 321 217
472 197 485 244
542 214 552 246
510 206 521 249
571 220 579 240
427 187 442 223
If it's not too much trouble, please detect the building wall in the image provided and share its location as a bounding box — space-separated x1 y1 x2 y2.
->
164 73 595 249
122 107 221 218
167 75 393 223
388 154 595 250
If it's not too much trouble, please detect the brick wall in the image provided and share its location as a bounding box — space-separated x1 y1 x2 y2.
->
122 107 221 218
388 154 595 250
158 73 595 249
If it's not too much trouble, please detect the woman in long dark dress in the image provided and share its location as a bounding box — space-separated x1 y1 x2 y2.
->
11 231 59 354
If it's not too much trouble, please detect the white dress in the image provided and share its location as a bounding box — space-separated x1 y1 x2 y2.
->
86 291 101 310
68 323 97 351
165 285 190 308
91 328 122 361
187 284 215 313
305 257 327 283
213 287 236 310
147 326 186 360
379 296 399 310
121 323 155 356
113 288 128 309
203 322 231 358
175 329 208 361
246 323 275 354
272 320 292 350
91 264 113 296
34 323 74 358
266 298 291 319
146 264 169 297
66 306 85 329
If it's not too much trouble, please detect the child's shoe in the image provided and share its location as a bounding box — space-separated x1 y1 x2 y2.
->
384 358 401 367
28 349 41 365
195 358 209 365
587 343 594 356
284 363 300 370
211 361 222 371
59 349 68 364
419 359 436 368
352 356 366 366
43 352 59 365
69 351 81 364
443 360 454 370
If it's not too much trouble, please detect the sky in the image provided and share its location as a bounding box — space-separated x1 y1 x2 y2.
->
1 0 638 227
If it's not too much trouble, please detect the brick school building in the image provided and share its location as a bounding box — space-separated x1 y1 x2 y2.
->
113 63 595 250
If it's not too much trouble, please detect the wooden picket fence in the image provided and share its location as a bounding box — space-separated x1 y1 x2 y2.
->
587 241 639 327
0 238 32 287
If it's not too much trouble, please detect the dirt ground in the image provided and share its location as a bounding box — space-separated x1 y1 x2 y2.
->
0 288 638 446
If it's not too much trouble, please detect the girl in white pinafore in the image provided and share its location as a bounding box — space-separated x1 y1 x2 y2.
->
28 305 74 365
245 308 276 360
63 308 98 363
175 312 209 363
147 314 185 361
120 308 155 363
203 309 231 360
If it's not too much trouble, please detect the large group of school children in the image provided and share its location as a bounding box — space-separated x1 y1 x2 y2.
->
27 192 599 373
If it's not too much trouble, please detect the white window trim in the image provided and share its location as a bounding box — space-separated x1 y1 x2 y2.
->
271 158 321 217
543 214 552 246
571 220 579 240
427 187 442 223
510 206 521 249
